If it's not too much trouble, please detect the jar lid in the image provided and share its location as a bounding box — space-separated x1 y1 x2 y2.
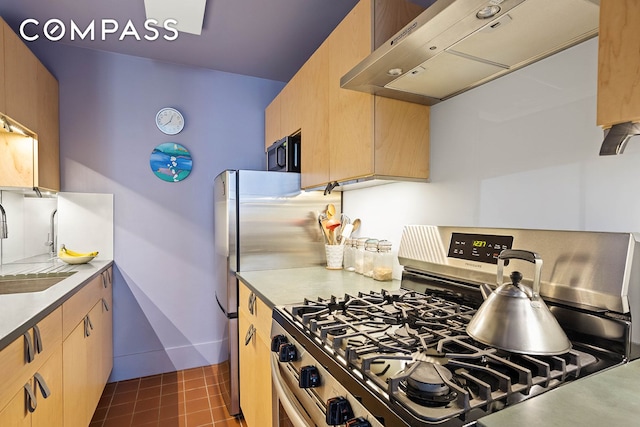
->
377 240 392 251
365 239 379 250
356 237 369 247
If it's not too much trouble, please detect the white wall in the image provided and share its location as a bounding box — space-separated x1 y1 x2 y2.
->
0 191 57 263
343 38 640 278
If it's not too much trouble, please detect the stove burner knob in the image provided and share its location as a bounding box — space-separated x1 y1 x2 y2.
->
346 417 372 427
278 343 298 362
299 365 321 388
270 334 288 352
326 396 354 425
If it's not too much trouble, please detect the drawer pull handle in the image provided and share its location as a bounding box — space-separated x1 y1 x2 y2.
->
103 298 110 312
244 324 256 346
84 315 94 337
248 292 256 315
24 383 37 413
101 272 108 288
33 325 43 354
24 332 35 363
34 373 51 399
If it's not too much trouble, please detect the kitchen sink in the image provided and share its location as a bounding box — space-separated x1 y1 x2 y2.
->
0 272 76 295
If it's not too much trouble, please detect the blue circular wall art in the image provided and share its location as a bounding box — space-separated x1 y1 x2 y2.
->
150 142 193 182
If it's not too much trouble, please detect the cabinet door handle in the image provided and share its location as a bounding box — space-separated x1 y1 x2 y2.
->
101 271 108 288
248 292 256 315
84 315 94 337
33 325 43 354
244 324 256 346
34 373 51 399
24 331 35 363
24 382 37 413
102 298 110 312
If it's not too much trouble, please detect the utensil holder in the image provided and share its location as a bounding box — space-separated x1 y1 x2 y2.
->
325 244 344 270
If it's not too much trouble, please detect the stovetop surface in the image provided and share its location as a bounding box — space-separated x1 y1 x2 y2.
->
277 288 615 426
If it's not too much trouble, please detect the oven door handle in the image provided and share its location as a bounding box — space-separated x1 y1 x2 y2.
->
270 353 314 427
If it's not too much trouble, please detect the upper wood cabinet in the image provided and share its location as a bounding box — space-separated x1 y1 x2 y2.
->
36 62 60 192
597 0 640 128
299 40 330 189
0 23 5 114
264 0 429 190
264 95 281 151
0 17 60 192
326 0 429 188
3 19 38 132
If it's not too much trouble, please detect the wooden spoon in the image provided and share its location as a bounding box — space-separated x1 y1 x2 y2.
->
326 204 336 219
352 218 361 232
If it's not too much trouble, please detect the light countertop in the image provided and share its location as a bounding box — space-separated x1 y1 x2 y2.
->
477 359 640 427
0 254 113 349
236 266 402 308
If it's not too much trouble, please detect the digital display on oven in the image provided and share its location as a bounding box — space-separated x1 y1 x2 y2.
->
448 232 514 264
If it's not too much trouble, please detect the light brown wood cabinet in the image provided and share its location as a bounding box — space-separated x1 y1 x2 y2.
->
597 0 640 128
35 62 60 192
62 268 113 427
3 18 38 133
265 95 281 151
0 17 60 192
0 307 63 427
238 280 273 427
299 40 330 189
0 22 5 114
264 0 429 190
0 266 114 427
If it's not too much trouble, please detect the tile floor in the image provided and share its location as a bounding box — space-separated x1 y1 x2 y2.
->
90 365 247 427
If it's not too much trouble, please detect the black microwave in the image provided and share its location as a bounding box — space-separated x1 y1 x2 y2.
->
266 135 301 172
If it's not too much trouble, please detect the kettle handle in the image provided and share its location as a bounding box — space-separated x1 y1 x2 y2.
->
497 249 543 300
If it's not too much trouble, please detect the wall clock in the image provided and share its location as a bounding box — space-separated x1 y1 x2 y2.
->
155 107 185 135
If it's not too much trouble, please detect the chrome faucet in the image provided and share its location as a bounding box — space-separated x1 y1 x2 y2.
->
46 209 57 255
0 203 7 239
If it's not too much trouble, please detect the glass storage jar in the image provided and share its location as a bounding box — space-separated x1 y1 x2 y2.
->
363 239 379 278
373 240 393 281
354 237 368 275
343 238 356 272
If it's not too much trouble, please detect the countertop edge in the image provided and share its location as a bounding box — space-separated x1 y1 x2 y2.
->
0 260 114 350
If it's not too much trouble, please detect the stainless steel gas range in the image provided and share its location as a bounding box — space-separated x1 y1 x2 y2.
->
270 226 640 426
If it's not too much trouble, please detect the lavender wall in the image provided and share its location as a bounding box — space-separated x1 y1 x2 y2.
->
31 43 284 381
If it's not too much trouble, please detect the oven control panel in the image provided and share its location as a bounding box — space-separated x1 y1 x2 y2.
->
448 232 514 265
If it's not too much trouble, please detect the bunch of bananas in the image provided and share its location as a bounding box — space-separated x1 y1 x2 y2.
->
58 244 98 264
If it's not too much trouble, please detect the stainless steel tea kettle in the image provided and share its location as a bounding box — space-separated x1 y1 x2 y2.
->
466 249 571 355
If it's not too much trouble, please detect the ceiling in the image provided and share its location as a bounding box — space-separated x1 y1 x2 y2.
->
0 0 367 82
0 0 436 82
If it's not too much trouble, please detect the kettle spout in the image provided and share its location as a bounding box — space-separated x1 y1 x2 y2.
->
599 122 640 155
479 283 492 300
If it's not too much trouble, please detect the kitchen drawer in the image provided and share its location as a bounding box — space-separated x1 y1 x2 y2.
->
0 306 62 413
238 281 272 340
62 274 103 339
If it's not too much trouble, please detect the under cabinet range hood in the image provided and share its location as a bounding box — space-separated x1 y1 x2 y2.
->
341 0 600 105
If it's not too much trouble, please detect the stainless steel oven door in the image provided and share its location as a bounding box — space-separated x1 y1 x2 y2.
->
270 320 384 427
271 352 315 427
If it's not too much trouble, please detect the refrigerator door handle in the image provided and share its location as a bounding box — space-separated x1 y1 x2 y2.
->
215 292 237 318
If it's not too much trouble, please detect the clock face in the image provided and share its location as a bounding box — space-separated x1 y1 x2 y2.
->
155 107 184 135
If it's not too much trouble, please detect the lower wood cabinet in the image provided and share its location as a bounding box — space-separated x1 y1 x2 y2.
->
0 344 63 427
62 267 113 427
238 281 273 427
0 266 113 427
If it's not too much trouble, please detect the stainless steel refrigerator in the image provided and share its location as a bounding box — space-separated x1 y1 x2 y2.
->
213 169 340 416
